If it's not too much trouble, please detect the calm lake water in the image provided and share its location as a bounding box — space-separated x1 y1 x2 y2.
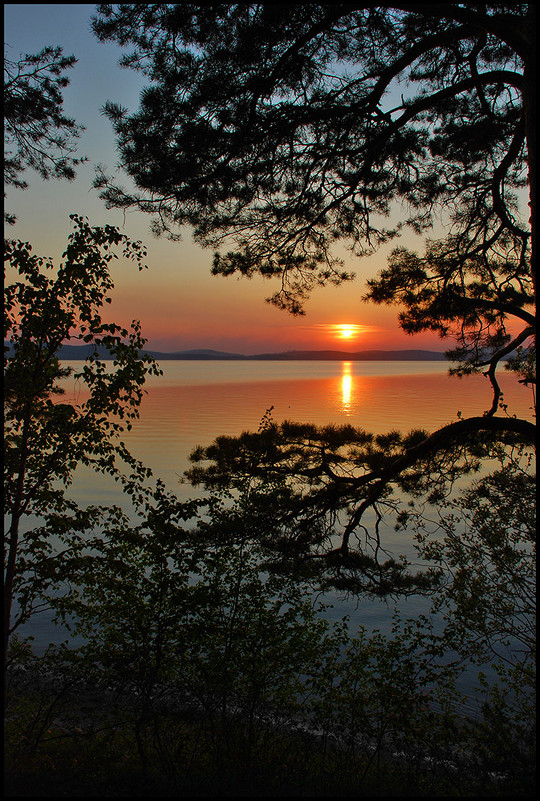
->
63 358 535 502
18 359 535 712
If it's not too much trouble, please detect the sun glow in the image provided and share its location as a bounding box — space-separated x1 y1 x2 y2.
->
334 323 362 340
312 322 380 345
339 325 356 339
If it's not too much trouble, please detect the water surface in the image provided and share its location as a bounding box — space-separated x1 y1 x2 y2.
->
64 359 534 497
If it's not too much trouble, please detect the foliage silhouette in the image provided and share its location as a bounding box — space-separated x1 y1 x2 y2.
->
3 215 161 690
4 45 86 223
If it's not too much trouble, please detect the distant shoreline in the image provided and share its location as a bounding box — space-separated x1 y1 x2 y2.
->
47 345 449 361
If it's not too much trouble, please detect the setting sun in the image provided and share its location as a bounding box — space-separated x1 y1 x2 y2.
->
313 322 382 349
338 324 357 339
333 323 362 340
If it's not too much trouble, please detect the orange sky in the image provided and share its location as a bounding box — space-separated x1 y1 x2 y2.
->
7 206 447 354
1 5 469 355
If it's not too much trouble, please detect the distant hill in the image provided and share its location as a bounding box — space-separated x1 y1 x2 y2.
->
5 344 247 360
247 349 447 361
142 348 248 360
5 342 448 361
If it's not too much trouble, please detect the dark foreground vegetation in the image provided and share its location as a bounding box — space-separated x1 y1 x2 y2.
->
5 680 509 800
4 465 536 798
4 624 535 797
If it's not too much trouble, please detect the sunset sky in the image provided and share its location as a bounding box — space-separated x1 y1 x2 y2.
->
4 3 449 355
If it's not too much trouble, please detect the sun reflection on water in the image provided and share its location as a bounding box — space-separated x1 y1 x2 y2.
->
341 361 353 413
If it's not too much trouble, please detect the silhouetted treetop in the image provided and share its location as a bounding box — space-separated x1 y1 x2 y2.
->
92 3 534 310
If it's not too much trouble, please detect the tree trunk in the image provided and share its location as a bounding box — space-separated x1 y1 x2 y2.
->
3 411 31 709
